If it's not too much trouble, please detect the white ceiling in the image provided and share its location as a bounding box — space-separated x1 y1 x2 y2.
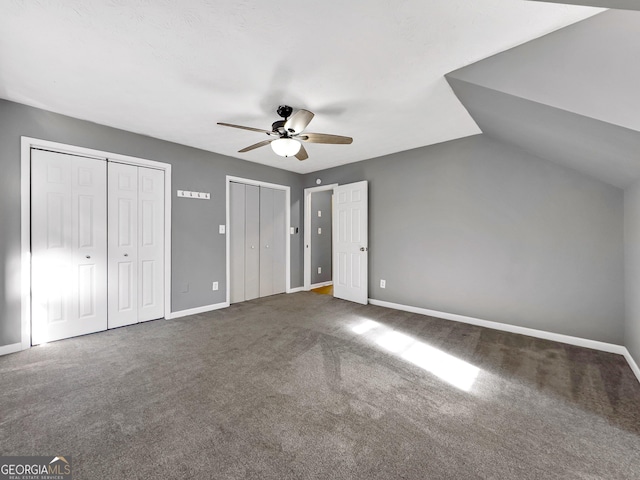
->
0 0 601 173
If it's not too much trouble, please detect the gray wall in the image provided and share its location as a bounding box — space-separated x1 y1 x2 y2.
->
624 180 640 361
0 98 629 351
0 99 303 347
310 190 332 285
304 135 625 344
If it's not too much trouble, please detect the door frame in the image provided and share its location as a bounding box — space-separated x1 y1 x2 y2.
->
20 136 173 349
303 184 338 291
225 175 292 305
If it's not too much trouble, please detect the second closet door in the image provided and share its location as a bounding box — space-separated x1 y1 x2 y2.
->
108 163 164 328
229 183 286 303
260 187 286 296
245 184 261 301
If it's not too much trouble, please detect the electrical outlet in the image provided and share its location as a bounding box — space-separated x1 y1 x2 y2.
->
212 281 219 291
318 267 322 274
380 279 386 288
318 227 322 235
318 210 322 217
219 225 225 234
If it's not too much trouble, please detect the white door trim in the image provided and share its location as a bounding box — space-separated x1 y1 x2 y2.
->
20 136 173 349
225 175 291 305
303 184 338 291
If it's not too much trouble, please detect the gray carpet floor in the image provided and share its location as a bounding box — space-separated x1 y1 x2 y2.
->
1 292 639 479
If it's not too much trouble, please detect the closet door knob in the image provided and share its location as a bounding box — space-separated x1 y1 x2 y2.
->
86 255 91 259
124 253 129 257
265 245 269 249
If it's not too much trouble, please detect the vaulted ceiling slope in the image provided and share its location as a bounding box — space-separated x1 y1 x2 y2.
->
0 1 600 173
447 10 640 189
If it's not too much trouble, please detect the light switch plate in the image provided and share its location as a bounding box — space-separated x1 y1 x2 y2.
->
212 281 219 291
318 227 322 235
219 225 226 234
318 210 322 217
380 279 386 288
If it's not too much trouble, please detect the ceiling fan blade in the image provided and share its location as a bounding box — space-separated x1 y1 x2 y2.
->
299 133 353 144
238 139 273 153
284 109 314 134
217 122 272 135
295 144 309 161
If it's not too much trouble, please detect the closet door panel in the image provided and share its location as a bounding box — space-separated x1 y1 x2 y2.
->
32 149 107 344
259 187 275 296
245 184 261 301
138 167 165 322
108 162 139 328
272 189 287 295
230 182 246 304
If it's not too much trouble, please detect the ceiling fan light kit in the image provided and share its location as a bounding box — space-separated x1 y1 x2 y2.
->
218 105 353 161
271 138 301 157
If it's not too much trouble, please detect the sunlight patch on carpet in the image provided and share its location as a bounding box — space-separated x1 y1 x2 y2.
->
352 319 480 392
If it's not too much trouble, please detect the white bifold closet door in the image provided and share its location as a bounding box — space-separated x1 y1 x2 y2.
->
245 184 261 301
260 186 286 296
31 150 108 345
230 182 286 304
108 162 165 328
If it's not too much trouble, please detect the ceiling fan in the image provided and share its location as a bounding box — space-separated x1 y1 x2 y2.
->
218 105 353 161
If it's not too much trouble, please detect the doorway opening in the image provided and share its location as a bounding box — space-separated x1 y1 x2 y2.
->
304 184 338 292
304 181 369 305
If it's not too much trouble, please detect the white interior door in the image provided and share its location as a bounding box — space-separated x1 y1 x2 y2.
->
333 181 368 305
137 167 165 322
31 149 108 344
108 162 139 328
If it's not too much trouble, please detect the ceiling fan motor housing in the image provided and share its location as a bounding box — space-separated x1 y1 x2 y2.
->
276 105 293 119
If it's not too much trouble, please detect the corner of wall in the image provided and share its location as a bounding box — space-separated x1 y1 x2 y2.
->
623 178 640 370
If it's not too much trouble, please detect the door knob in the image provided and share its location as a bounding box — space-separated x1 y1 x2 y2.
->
86 255 91 259
265 245 269 249
251 246 255 249
360 247 368 252
124 253 129 257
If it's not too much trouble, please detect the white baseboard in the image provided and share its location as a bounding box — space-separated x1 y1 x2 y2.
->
287 287 304 294
623 349 640 384
310 281 333 289
368 299 627 355
0 342 24 357
169 302 229 319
